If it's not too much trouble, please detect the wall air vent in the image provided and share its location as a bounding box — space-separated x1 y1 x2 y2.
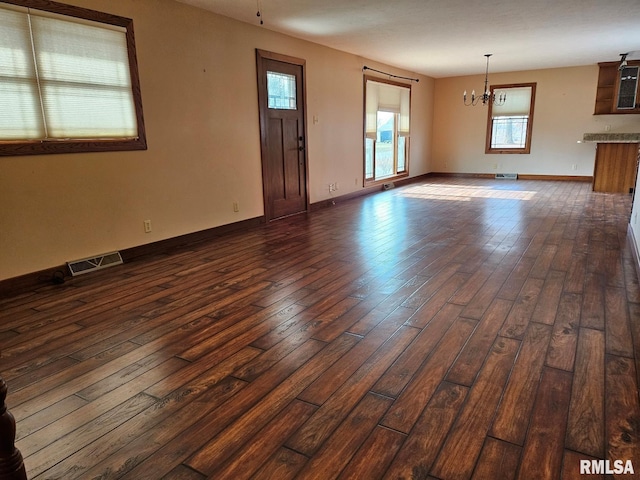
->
67 251 123 276
382 182 395 190
495 173 518 180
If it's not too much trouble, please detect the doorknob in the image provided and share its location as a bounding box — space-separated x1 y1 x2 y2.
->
298 146 304 151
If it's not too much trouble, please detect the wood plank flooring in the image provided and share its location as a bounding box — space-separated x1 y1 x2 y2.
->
2 177 640 479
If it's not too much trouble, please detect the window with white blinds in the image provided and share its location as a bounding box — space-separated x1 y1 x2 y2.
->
365 79 410 138
486 83 536 154
0 1 146 156
364 77 411 183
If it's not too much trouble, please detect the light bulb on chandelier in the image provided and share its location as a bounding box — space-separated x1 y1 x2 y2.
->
463 54 506 106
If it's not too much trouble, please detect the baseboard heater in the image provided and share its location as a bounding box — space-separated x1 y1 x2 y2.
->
67 251 123 276
495 173 518 180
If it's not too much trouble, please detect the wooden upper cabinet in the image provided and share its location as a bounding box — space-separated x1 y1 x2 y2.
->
595 61 640 114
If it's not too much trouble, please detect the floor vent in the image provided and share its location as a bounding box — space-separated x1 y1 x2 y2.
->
495 173 518 180
67 251 123 276
383 182 395 190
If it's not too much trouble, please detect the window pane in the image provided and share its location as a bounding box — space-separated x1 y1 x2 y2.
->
486 83 535 154
0 81 45 139
364 79 411 183
41 83 137 137
267 71 297 110
0 7 45 139
365 137 374 180
31 14 137 138
491 116 528 149
397 136 406 172
375 111 394 179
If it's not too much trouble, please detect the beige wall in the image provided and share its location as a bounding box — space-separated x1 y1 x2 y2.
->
0 0 434 281
5 0 640 282
433 66 640 176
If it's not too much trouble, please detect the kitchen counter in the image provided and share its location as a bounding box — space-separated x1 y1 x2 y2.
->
582 133 640 143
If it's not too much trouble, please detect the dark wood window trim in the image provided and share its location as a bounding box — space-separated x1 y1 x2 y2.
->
0 0 146 157
485 82 536 155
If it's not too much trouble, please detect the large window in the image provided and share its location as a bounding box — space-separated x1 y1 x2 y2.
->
0 0 146 156
486 83 536 154
364 77 410 184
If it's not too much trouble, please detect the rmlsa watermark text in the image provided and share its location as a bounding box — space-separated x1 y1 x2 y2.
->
580 459 634 475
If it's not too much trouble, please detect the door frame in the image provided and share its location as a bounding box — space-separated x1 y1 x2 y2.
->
256 49 310 222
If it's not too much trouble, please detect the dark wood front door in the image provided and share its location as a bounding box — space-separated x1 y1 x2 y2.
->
257 50 308 221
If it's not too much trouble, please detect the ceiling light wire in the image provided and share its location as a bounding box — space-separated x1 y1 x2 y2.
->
256 0 264 25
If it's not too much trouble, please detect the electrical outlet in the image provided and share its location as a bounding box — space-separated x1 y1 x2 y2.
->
144 219 152 233
329 183 336 192
233 201 239 212
572 164 577 171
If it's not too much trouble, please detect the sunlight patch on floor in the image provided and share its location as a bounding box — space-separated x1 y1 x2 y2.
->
397 183 538 201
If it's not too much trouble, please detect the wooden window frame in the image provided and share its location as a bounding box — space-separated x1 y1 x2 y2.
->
363 76 411 186
0 0 146 157
485 82 536 155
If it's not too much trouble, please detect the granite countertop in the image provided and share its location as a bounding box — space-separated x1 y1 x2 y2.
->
582 132 640 143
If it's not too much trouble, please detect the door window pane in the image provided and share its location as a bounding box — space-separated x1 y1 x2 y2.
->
267 71 296 110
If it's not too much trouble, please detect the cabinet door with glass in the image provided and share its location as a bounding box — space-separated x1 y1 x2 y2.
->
595 61 640 114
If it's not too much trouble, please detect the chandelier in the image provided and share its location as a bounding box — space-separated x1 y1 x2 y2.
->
463 54 506 106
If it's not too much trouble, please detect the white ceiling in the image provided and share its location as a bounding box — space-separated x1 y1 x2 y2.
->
176 0 640 78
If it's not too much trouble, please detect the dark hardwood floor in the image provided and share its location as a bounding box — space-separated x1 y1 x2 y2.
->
2 177 640 479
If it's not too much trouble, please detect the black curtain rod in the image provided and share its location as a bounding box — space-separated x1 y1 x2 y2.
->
362 66 419 83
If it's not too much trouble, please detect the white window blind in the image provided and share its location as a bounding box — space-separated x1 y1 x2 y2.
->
486 83 536 154
365 79 410 138
0 4 137 142
365 81 378 139
0 7 42 139
491 86 532 117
